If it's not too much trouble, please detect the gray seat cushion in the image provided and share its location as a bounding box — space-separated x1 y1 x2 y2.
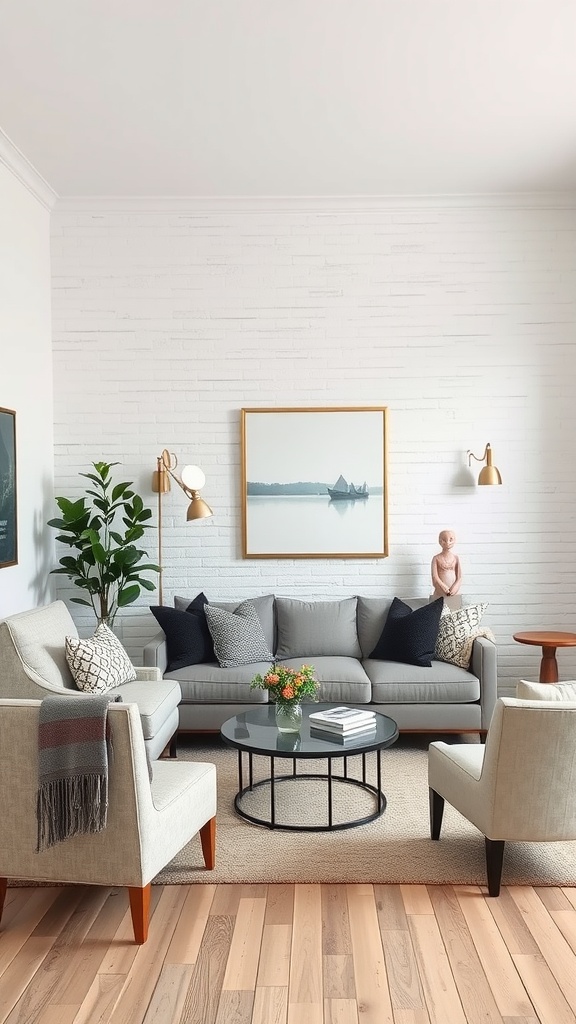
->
363 658 480 704
164 661 271 703
279 656 371 704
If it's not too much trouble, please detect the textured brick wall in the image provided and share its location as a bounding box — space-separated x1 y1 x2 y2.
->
51 196 576 692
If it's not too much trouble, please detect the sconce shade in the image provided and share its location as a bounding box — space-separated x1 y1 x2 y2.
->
468 443 502 486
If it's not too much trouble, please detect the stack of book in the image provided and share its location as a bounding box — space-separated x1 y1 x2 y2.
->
309 706 377 741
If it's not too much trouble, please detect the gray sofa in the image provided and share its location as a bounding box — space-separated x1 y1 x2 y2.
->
143 594 497 735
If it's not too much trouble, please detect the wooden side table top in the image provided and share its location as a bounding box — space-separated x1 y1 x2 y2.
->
513 631 576 648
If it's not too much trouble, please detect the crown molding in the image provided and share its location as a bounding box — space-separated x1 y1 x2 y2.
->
53 192 576 215
0 128 58 211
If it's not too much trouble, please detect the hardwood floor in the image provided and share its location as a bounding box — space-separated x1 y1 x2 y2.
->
2 883 576 1023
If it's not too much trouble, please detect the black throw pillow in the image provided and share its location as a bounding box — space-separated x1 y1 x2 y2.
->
151 605 212 672
370 597 444 667
184 591 216 662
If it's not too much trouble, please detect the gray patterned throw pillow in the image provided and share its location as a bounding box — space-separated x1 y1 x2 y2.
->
204 600 273 668
65 622 137 693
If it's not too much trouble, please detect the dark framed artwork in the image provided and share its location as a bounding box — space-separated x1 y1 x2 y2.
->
241 406 388 558
0 408 17 568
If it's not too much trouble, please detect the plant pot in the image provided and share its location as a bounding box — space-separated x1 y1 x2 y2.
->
275 702 303 734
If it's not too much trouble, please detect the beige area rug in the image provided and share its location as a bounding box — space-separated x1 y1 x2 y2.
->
155 736 576 887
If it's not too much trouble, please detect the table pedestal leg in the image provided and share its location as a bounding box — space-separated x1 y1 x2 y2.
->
540 646 558 683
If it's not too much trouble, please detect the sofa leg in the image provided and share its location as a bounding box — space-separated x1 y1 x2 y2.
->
429 788 444 840
128 883 151 943
0 878 7 923
169 731 178 758
200 816 216 870
485 838 505 897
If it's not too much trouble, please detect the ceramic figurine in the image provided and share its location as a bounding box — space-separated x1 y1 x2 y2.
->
431 529 462 598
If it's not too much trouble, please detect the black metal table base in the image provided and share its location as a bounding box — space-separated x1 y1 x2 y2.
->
235 749 386 832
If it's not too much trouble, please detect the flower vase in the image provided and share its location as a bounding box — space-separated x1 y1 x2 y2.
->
275 702 303 734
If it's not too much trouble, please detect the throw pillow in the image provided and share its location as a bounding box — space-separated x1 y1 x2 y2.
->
275 597 361 659
150 605 213 672
205 600 274 668
370 596 444 667
65 623 136 693
183 592 215 662
435 603 493 669
516 679 576 702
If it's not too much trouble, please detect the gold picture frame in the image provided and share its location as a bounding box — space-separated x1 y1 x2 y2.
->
241 406 388 559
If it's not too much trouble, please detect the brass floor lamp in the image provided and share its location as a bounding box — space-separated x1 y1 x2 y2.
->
152 449 213 605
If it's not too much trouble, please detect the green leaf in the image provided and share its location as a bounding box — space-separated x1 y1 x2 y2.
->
139 579 157 591
92 543 107 564
112 482 132 501
70 598 93 607
117 584 140 607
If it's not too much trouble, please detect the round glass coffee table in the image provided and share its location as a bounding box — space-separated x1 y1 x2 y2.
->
220 703 399 832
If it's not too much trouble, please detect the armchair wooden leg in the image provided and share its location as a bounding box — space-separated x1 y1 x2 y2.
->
0 878 7 923
429 788 445 840
128 883 151 943
169 732 178 758
485 838 505 897
200 816 216 870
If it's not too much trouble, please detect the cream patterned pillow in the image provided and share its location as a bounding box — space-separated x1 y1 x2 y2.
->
435 603 493 669
516 679 576 702
65 623 136 693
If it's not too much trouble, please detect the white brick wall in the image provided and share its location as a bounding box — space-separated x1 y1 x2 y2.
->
50 196 576 693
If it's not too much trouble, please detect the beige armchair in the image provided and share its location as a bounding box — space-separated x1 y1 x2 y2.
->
428 696 576 895
0 698 216 943
0 601 181 760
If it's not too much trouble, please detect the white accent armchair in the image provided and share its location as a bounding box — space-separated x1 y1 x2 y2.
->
0 698 217 943
428 696 576 895
0 601 181 760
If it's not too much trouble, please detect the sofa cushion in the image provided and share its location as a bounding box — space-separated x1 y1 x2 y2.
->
435 603 490 668
370 597 443 667
275 598 361 660
363 658 480 703
65 623 136 693
150 605 212 671
205 601 273 668
111 678 182 739
174 593 276 655
164 662 271 703
356 597 394 659
279 656 371 704
516 679 576 702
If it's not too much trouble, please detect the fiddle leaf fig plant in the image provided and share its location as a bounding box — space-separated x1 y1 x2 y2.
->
48 461 160 626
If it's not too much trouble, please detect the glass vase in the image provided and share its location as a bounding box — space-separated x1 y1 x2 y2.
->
275 701 303 734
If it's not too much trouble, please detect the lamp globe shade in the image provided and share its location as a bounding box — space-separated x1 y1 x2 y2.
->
181 465 206 490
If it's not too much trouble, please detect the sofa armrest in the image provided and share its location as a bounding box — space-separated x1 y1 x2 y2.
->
471 635 498 730
134 666 162 682
143 632 168 675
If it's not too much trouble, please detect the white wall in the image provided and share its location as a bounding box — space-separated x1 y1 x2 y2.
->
50 196 576 691
0 160 54 616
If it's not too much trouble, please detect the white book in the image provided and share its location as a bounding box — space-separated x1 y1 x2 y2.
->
310 719 377 735
310 723 377 742
308 706 376 730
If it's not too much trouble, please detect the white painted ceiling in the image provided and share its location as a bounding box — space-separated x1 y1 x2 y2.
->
0 0 575 197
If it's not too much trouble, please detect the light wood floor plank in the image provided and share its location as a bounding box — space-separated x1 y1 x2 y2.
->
401 885 434 916
508 885 576 1013
374 884 409 930
257 924 292 987
214 989 254 1024
511 953 576 1024
0 937 56 1024
455 886 535 1018
165 884 216 965
550 910 576 956
288 884 323 1024
323 955 355 1000
252 985 288 1024
68 974 125 1024
428 885 504 1024
321 885 352 955
179 913 236 1024
535 887 574 911
486 889 540 955
323 997 358 1023
265 885 294 926
141 963 193 1024
0 890 59 977
408 913 468 1024
347 885 394 1024
221 897 267 990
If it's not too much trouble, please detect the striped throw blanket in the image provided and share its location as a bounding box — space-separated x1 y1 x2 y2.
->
37 693 118 852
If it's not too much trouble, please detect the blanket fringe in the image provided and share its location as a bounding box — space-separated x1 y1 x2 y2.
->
37 775 108 852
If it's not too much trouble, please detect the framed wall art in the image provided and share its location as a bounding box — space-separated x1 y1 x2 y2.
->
0 407 17 568
241 406 388 558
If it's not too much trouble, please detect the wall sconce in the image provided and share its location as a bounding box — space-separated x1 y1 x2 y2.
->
152 449 213 604
467 443 502 485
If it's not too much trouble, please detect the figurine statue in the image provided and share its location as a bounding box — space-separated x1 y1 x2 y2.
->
431 529 462 598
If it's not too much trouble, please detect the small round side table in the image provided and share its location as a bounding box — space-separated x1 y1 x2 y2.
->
513 631 576 684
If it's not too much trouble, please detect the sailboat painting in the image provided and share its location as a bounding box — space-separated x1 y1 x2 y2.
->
241 407 388 558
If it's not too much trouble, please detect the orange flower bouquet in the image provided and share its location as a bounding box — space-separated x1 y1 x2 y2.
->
250 663 318 708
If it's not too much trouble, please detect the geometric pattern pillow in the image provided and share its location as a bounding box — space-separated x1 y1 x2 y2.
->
434 603 493 669
204 600 273 668
516 678 576 702
65 623 137 693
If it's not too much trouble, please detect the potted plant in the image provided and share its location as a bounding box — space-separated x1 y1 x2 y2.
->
48 461 159 627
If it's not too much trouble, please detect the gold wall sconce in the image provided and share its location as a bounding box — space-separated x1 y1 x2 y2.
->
467 443 502 485
152 449 213 604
